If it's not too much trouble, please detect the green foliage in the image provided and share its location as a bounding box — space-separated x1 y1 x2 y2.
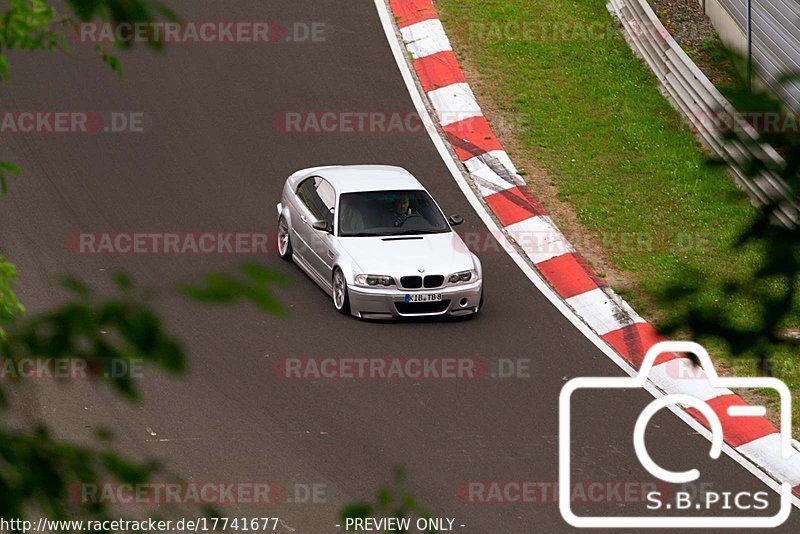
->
0 0 179 61
65 0 178 28
0 273 184 403
0 256 24 345
0 0 180 194
0 266 287 526
341 467 437 533
655 72 800 371
436 0 800 421
434 0 757 314
0 3 296 530
181 263 290 317
97 44 121 77
0 425 159 523
0 0 64 80
0 161 20 195
0 272 183 527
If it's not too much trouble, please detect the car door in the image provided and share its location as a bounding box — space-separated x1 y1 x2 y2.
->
290 177 318 269
306 178 337 283
293 176 336 284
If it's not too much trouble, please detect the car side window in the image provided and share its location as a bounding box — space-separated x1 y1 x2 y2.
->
296 177 336 224
296 177 323 219
315 178 336 225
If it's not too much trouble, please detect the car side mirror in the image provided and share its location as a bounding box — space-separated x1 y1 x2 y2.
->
448 214 464 226
312 220 332 233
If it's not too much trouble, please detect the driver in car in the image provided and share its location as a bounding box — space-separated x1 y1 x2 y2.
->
392 194 413 227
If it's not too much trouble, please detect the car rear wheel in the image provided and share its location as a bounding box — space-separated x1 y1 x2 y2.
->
277 216 292 260
332 268 351 315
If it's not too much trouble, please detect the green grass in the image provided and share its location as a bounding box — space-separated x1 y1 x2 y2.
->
435 0 800 429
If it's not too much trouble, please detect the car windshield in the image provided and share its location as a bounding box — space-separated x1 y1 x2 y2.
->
338 189 450 237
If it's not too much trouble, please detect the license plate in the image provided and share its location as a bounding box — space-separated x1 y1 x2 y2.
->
405 293 443 303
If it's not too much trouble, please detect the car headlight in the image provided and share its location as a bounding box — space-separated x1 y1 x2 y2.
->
447 269 478 284
354 274 396 287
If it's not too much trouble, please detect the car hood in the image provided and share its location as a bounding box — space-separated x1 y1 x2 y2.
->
338 232 474 277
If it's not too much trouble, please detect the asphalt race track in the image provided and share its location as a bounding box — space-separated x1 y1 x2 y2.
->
1 1 797 531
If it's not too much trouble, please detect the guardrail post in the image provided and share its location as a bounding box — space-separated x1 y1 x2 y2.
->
747 0 753 90
608 0 799 226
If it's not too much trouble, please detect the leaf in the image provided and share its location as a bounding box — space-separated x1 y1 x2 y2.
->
0 161 21 194
98 47 122 78
340 503 373 522
182 264 289 316
0 255 24 328
113 272 132 291
4 273 186 400
377 488 391 508
0 54 9 81
393 465 405 486
62 276 92 298
242 262 290 285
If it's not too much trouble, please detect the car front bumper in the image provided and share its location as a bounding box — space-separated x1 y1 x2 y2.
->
347 280 482 319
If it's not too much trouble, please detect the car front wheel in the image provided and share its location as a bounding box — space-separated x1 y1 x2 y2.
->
332 268 351 315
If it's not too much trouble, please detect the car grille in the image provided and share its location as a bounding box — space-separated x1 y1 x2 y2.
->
423 275 444 288
400 276 422 289
394 300 451 315
400 275 444 289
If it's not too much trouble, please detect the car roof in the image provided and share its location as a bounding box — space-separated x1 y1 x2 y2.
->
311 165 425 194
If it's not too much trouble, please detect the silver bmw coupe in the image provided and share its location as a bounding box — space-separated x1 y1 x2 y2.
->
276 165 483 319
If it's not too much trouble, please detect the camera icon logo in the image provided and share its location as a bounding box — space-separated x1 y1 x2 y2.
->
559 341 793 528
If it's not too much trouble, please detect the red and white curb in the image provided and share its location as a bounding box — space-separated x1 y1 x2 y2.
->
384 0 800 501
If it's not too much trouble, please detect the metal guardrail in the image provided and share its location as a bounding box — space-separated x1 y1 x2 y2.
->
607 0 799 227
711 0 800 110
